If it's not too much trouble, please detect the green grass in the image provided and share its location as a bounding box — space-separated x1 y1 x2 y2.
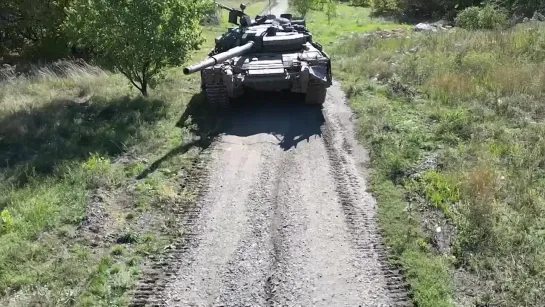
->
329 9 545 306
304 4 411 44
0 1 266 305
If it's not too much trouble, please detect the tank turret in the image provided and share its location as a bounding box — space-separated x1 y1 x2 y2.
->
184 3 333 107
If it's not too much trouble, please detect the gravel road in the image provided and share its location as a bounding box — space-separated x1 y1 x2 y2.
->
129 1 410 306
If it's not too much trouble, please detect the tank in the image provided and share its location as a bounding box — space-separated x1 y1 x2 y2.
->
183 3 333 106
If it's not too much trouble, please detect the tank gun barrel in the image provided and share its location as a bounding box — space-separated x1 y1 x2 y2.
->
216 2 233 11
183 41 255 75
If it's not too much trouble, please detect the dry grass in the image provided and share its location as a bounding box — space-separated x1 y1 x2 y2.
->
332 19 545 306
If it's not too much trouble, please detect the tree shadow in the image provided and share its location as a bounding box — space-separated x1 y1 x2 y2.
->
137 90 325 179
136 93 220 179
0 95 168 184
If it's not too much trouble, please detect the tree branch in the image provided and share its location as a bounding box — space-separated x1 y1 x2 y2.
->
118 67 143 93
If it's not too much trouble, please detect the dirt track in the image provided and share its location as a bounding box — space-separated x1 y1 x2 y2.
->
129 85 410 307
129 2 410 306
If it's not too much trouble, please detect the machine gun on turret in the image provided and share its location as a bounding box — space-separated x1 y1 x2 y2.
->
215 2 252 26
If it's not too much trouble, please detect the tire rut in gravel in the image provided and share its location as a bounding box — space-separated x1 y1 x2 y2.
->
322 82 412 306
128 144 216 307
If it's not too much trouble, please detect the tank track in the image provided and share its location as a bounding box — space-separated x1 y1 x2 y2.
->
204 84 230 108
305 81 327 105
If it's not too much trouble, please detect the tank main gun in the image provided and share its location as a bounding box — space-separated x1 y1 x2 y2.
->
183 41 255 75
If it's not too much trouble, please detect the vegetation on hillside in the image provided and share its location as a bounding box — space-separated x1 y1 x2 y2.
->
2 0 214 96
1 0 73 62
329 14 545 307
371 0 543 21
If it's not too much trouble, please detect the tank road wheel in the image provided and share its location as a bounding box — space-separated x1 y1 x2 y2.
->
304 85 327 105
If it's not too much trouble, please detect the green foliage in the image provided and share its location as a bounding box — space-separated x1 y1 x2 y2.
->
370 0 540 21
350 0 371 7
65 0 213 96
0 210 15 234
422 171 459 216
491 0 545 17
456 5 509 30
292 0 314 17
0 0 73 62
371 0 402 15
455 6 482 29
325 0 339 24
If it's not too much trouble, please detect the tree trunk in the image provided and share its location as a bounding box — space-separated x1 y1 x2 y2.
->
140 78 148 96
140 65 148 96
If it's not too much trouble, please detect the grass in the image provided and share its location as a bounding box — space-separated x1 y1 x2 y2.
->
326 6 545 306
303 4 412 44
0 1 265 305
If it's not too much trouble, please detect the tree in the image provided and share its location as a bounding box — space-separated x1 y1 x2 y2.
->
326 0 338 24
1 0 73 63
292 0 314 17
65 0 213 96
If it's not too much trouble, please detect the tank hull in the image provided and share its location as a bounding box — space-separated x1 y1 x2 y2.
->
200 42 332 106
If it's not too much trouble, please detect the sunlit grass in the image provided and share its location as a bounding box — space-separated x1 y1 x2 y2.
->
305 5 411 44
334 18 545 307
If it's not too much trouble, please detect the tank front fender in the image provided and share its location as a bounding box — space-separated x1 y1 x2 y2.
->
308 65 329 85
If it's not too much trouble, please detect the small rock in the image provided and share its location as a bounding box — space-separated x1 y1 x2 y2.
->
160 168 172 175
89 225 100 233
415 23 437 32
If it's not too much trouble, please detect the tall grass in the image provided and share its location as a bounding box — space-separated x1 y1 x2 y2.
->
334 21 545 306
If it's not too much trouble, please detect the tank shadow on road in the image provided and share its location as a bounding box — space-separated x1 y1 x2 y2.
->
137 90 324 179
181 90 326 151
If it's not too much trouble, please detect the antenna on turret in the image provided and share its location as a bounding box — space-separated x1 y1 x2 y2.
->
269 0 271 15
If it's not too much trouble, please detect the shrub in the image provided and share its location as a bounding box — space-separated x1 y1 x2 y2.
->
371 0 402 15
1 0 73 63
456 5 509 30
201 4 221 25
351 0 371 7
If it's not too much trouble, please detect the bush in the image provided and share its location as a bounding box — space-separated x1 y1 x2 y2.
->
201 4 221 25
455 6 481 29
371 0 402 15
350 0 371 7
456 5 509 30
326 0 339 24
1 0 73 63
